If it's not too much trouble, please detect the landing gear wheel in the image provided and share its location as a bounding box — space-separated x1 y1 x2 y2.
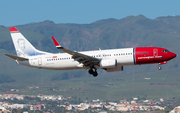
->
88 65 98 77
93 72 98 77
158 66 162 70
88 69 94 74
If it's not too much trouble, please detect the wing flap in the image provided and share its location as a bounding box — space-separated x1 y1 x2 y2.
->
4 54 28 60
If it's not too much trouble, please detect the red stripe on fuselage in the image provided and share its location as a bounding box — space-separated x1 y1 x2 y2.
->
134 47 174 65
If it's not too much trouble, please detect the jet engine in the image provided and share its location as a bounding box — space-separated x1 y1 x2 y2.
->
100 59 117 68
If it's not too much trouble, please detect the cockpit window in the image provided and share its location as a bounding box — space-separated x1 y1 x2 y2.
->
162 50 169 52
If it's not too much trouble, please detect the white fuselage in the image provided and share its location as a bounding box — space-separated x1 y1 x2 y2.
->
18 48 135 70
7 27 177 77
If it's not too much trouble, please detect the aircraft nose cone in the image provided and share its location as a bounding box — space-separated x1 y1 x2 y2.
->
171 52 177 59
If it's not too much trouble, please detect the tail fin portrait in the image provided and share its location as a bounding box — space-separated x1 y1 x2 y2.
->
9 27 49 57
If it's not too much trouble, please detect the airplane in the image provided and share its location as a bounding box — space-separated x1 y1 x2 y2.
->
5 27 176 77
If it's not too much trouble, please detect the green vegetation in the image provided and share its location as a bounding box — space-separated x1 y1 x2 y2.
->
0 15 180 101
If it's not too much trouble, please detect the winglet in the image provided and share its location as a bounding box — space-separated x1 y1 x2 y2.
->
52 36 61 48
9 27 18 32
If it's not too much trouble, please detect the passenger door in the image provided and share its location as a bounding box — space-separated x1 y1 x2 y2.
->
38 57 42 65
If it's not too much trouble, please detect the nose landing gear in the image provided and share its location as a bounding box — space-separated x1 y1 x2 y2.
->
158 61 167 70
158 66 162 70
158 63 162 70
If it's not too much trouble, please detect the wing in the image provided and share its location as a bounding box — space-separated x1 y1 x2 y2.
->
52 37 100 67
4 54 29 60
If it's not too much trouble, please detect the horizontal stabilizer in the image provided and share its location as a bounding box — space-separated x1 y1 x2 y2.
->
4 54 28 60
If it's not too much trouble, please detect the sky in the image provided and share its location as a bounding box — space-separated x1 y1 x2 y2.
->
1 0 180 27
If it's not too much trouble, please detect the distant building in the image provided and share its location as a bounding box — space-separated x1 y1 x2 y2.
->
3 92 18 95
116 106 129 111
169 106 180 113
0 110 11 113
109 102 117 106
144 78 151 80
131 100 136 104
35 105 44 110
92 99 100 102
65 105 72 110
0 106 6 111
30 105 35 110
12 104 29 109
160 98 164 102
143 100 149 103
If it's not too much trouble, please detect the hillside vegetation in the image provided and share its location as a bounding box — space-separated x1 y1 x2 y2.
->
0 15 180 100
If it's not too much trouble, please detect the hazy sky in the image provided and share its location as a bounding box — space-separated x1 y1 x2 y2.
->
1 0 180 27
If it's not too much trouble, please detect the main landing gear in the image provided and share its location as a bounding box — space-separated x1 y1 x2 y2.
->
88 67 98 77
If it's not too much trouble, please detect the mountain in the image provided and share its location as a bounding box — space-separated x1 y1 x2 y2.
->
0 15 179 99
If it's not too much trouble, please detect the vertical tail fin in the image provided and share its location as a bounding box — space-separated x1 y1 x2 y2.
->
9 27 49 57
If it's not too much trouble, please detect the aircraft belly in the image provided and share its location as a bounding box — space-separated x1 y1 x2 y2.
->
41 60 81 70
58 61 79 68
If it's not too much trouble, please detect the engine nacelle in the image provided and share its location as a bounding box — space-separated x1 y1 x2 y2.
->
100 59 117 68
105 66 123 72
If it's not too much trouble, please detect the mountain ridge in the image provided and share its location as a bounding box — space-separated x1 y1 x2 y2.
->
0 15 179 84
